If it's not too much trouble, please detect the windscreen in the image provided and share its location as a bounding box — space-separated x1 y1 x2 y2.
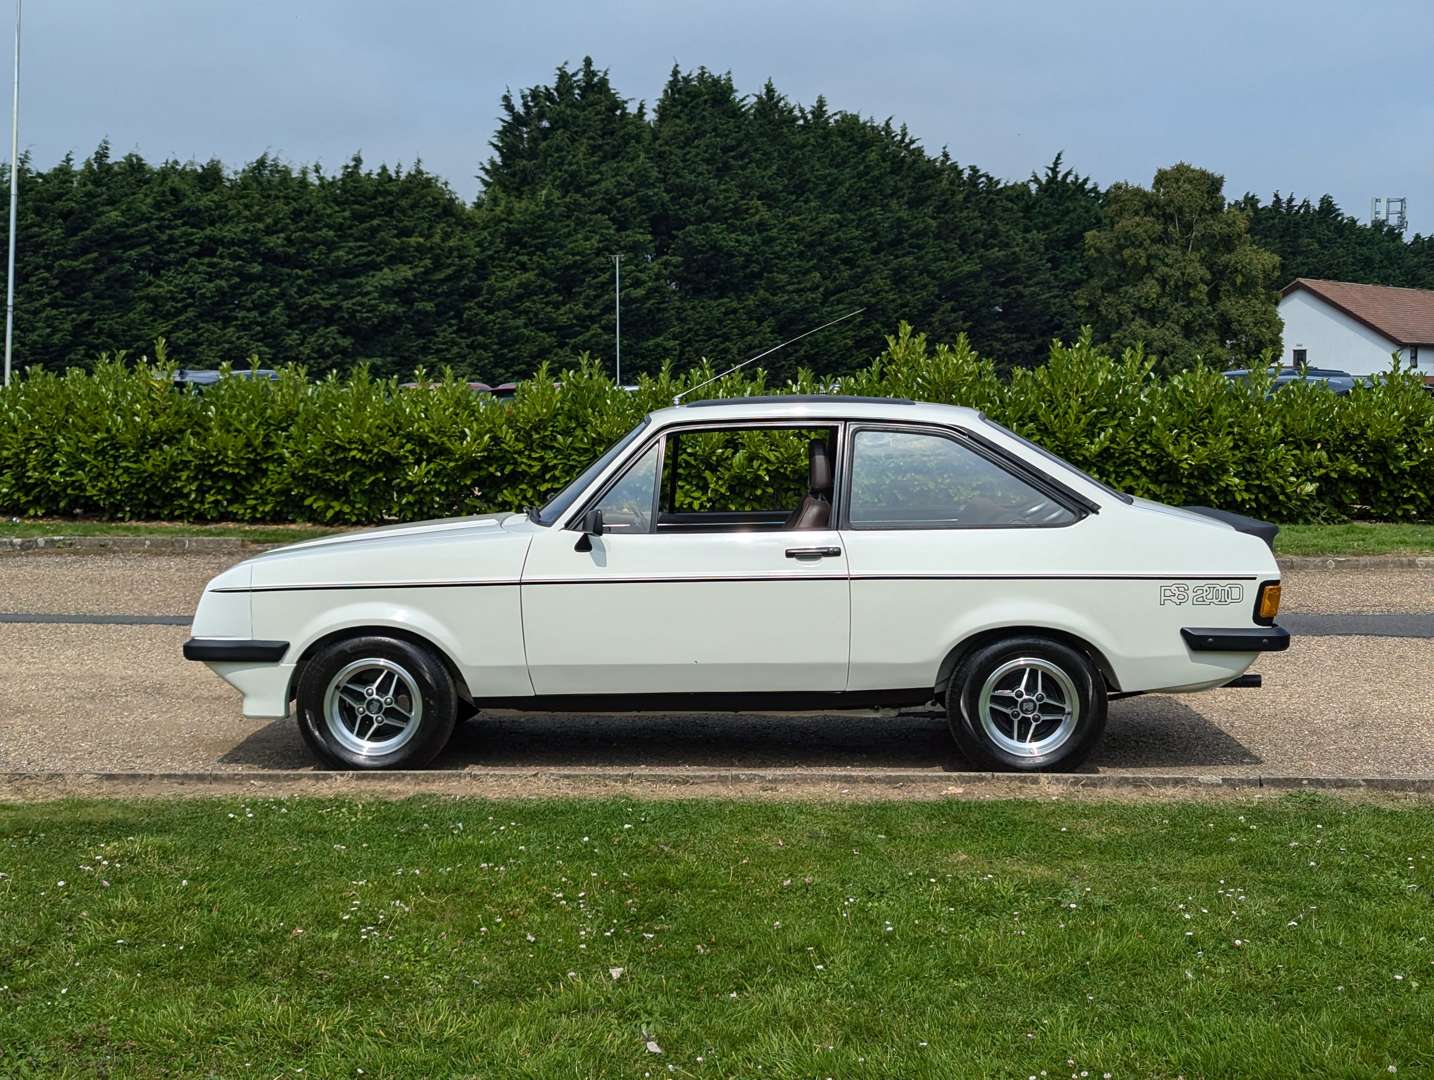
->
534 418 651 525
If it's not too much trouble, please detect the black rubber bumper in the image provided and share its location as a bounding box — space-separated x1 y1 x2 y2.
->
1181 626 1291 653
183 638 290 663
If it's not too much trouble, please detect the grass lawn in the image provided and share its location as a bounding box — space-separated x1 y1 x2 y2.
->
1 795 1431 1078
1276 522 1434 557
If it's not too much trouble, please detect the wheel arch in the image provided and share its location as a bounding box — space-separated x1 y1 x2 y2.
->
933 625 1120 698
287 625 473 706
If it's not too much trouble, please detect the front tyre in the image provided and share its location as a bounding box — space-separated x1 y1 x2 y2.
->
296 635 457 770
947 635 1106 772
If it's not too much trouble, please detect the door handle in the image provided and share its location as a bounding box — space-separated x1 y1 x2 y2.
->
785 546 842 559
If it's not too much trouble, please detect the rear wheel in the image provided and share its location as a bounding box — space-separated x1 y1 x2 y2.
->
947 636 1106 771
296 635 457 770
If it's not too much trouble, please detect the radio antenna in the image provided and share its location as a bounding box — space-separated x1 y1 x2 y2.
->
672 308 865 405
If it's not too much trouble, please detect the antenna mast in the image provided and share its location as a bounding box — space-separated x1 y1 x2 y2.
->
673 308 864 405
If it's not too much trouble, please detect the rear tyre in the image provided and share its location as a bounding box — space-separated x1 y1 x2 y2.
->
296 635 457 770
946 635 1106 772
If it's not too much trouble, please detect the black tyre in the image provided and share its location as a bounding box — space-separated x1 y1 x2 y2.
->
946 635 1106 772
296 635 457 770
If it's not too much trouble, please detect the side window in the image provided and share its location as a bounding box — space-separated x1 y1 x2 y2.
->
656 425 837 532
592 441 661 533
847 429 1075 529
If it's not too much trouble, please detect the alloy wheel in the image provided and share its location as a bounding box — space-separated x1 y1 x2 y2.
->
322 657 423 757
975 657 1080 758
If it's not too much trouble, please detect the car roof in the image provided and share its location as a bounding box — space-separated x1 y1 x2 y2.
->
647 395 983 427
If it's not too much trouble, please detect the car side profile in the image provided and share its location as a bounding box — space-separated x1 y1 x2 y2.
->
184 396 1289 772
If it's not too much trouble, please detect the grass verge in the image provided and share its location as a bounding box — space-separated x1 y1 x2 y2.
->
1276 522 1434 557
1 518 1432 556
1 794 1430 1077
0 518 338 543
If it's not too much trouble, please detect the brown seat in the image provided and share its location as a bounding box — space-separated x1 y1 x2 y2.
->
784 439 834 530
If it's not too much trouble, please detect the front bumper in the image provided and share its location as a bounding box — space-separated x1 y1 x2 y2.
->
183 638 295 719
1181 626 1291 652
183 638 290 663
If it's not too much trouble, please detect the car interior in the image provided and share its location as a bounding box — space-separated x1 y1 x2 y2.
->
654 425 839 533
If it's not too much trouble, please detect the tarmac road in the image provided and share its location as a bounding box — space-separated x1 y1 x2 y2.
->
0 552 1430 780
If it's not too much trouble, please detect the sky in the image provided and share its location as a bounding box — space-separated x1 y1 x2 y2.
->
17 0 1434 237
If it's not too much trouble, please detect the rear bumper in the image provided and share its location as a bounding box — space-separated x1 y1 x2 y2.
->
183 638 290 663
1181 626 1291 653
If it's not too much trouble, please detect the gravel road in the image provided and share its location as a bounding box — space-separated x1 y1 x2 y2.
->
1 552 1430 781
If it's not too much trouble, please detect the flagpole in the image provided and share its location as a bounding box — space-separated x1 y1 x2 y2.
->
3 0 19 387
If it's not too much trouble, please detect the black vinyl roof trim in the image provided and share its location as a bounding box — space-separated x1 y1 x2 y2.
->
682 394 916 408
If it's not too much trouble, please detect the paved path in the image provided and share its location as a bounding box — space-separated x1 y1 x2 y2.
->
0 552 1430 782
1279 612 1434 637
0 611 193 625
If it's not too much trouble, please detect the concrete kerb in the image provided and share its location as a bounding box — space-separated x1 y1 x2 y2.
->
1276 555 1434 572
3 768 1434 799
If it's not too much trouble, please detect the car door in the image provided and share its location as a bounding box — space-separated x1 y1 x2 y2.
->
520 430 851 696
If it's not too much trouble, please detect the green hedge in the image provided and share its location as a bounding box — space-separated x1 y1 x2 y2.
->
1 326 1430 525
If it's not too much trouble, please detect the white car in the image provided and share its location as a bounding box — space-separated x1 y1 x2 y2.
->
185 396 1288 771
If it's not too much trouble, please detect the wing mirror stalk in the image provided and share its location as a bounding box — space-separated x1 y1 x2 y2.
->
574 509 604 552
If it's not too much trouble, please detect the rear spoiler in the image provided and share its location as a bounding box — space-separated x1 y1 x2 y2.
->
1180 506 1279 552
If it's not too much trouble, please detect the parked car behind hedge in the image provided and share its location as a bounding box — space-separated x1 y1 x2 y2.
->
1222 365 1356 395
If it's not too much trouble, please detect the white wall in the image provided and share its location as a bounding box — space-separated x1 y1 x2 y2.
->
1277 289 1419 376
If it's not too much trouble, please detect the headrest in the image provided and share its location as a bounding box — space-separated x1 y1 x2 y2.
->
808 439 833 493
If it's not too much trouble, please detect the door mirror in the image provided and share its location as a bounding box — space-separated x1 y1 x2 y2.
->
574 508 604 552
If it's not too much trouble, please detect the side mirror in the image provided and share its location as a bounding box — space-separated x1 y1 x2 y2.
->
573 508 604 552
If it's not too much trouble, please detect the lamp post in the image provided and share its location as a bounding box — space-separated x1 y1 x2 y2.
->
3 0 19 388
612 253 621 387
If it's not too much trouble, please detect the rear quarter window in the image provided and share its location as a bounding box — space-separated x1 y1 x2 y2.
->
847 428 1076 529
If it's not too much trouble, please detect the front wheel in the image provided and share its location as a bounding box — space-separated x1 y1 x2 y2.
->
296 635 457 770
947 636 1106 771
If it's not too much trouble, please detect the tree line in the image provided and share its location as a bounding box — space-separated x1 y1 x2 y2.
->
3 57 1432 382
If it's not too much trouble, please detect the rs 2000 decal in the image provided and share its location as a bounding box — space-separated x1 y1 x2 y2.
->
1159 583 1244 606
